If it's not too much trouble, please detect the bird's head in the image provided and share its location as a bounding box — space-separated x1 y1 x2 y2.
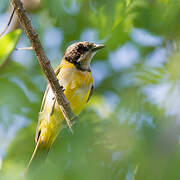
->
63 41 105 71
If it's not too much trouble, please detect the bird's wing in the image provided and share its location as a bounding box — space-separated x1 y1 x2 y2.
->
87 85 94 103
40 85 50 112
35 65 62 143
40 65 62 112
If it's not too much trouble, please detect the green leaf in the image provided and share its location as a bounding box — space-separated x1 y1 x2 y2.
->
0 29 22 67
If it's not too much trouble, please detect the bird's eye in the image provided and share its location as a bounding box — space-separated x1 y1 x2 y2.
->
87 44 93 49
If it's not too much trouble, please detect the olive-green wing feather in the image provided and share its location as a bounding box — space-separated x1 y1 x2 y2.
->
87 85 94 103
35 65 62 143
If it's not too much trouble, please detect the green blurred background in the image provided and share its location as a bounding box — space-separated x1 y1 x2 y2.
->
1 0 180 179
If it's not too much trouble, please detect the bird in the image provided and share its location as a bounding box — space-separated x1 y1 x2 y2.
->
27 41 105 170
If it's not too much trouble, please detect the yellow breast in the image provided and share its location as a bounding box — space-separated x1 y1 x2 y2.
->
57 61 93 114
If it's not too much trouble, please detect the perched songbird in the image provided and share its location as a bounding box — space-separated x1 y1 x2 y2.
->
27 41 105 169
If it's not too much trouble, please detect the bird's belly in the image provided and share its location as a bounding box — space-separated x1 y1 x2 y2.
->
42 82 90 128
65 86 90 115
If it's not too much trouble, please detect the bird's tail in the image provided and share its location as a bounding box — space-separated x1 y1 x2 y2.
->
25 138 50 174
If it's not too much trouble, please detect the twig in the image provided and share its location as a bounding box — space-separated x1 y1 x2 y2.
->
15 46 33 51
10 0 74 133
0 7 16 37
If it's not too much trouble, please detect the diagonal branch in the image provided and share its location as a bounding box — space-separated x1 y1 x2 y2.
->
10 0 74 133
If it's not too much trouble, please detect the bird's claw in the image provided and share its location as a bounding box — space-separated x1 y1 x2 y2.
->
60 86 65 92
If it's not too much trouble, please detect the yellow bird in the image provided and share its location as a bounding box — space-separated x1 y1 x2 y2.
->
27 41 104 169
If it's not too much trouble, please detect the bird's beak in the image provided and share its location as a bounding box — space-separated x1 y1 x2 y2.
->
92 44 105 51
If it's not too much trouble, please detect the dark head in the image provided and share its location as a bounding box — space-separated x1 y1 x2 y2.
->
64 41 105 71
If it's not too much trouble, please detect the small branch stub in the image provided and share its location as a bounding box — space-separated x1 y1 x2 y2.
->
10 0 74 133
15 46 33 51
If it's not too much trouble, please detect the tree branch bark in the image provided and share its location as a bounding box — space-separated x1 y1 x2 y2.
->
10 0 74 133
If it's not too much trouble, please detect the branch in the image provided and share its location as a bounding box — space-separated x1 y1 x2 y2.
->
10 0 74 133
